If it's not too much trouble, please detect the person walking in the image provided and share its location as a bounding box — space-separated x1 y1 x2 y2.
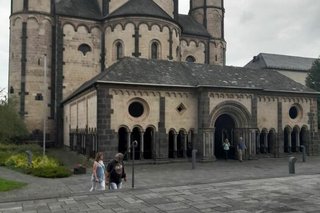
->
106 153 127 190
89 152 106 191
223 139 230 160
237 136 246 162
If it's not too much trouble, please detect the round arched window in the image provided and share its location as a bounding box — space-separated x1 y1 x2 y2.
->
289 105 299 119
186 55 196 63
128 102 144 118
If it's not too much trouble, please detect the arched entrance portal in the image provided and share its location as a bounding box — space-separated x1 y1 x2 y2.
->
214 114 235 159
144 127 154 159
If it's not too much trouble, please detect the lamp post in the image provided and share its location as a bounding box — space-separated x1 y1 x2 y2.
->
132 140 138 188
43 54 47 157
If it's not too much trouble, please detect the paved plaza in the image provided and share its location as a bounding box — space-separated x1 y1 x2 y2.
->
1 156 320 212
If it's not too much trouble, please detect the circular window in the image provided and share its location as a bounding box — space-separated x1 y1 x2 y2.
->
128 102 144 118
289 106 299 119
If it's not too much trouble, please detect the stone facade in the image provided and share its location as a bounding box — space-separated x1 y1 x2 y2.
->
8 0 225 143
63 81 319 160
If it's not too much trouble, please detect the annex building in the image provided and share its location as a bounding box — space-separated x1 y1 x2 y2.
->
8 0 319 161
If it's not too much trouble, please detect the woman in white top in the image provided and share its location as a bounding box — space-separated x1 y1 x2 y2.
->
90 152 106 191
223 139 230 160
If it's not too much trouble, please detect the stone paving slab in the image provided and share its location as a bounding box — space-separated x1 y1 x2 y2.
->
1 155 320 204
0 174 320 212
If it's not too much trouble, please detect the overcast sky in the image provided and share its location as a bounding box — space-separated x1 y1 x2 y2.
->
0 0 319 93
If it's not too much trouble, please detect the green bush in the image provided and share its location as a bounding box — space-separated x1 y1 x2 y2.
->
5 153 29 169
31 166 72 178
4 153 71 178
0 151 11 166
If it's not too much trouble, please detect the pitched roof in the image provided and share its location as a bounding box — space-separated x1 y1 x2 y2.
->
245 53 317 72
107 0 173 20
178 15 210 37
64 57 317 103
55 0 102 19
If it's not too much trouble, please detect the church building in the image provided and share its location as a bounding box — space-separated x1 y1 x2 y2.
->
8 0 319 161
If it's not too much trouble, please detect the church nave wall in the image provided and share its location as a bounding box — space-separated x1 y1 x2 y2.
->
180 40 205 63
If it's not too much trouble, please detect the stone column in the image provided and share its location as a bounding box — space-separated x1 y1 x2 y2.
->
174 133 177 158
127 131 131 159
288 130 292 153
201 128 215 161
296 131 300 152
256 132 260 154
264 133 268 153
140 131 144 160
184 133 187 158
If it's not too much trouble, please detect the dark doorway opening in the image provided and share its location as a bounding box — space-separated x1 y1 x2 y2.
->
144 127 153 159
168 130 175 158
118 127 128 159
130 127 141 160
214 114 235 159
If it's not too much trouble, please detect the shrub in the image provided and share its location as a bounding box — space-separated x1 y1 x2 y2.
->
31 166 72 178
0 151 11 166
5 153 29 169
32 156 59 169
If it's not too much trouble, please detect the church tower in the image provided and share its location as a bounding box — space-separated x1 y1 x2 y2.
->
189 0 226 65
9 0 55 140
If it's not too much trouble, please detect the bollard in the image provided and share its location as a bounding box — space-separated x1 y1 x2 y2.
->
25 150 33 167
288 156 297 174
192 149 197 169
301 145 306 162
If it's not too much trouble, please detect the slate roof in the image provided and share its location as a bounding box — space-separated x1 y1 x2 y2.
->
107 0 173 20
245 53 317 72
55 0 102 19
178 15 211 37
64 57 317 103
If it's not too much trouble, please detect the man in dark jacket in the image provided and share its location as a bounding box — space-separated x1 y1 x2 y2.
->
106 153 127 190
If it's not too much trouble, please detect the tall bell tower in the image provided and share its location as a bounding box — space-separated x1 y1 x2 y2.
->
189 0 226 65
9 0 55 140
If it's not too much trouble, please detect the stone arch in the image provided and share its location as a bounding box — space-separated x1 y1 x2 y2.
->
300 125 309 152
168 129 177 159
144 126 156 159
177 129 187 158
118 126 130 159
113 39 124 61
210 101 251 128
130 126 143 160
268 128 277 154
12 16 23 26
150 39 161 59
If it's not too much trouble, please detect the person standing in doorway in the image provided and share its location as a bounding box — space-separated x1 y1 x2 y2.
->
106 153 127 190
89 152 106 191
237 136 246 162
223 139 230 160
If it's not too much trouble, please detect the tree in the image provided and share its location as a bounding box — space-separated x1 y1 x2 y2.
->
306 57 320 127
0 89 29 143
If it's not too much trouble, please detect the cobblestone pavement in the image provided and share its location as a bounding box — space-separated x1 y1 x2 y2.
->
0 155 320 212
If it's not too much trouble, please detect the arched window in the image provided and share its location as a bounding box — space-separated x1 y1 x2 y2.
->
78 43 91 56
151 42 159 59
186 55 196 63
116 42 123 60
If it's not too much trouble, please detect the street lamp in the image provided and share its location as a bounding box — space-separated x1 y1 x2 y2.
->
43 54 47 157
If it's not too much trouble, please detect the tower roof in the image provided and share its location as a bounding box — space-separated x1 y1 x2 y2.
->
107 0 173 20
178 15 210 37
55 0 102 19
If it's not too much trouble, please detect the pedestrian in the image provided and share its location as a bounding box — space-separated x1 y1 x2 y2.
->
106 153 127 190
237 136 246 162
223 138 230 160
89 152 106 191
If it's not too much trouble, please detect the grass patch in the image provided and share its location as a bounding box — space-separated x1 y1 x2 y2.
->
0 178 27 192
